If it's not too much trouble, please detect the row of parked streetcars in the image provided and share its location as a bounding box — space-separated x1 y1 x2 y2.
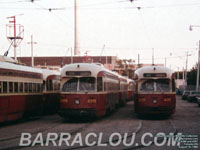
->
0 55 177 123
182 90 200 106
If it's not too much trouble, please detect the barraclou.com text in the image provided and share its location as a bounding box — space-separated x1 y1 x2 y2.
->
19 132 182 147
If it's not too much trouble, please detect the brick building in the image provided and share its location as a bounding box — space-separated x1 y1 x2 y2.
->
17 56 118 70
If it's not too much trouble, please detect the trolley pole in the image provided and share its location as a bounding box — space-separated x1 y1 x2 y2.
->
196 40 200 91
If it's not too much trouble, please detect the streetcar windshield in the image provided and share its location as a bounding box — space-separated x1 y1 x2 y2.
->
62 78 78 92
62 77 95 92
140 79 170 92
79 77 95 91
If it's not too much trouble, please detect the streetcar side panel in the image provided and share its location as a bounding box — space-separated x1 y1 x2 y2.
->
0 64 43 123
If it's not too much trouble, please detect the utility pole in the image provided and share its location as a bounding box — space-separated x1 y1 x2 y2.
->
196 40 200 91
185 51 190 87
74 0 79 56
138 53 140 65
152 48 154 65
71 48 73 64
27 35 37 67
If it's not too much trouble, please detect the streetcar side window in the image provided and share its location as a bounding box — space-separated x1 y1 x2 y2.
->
41 84 43 92
58 83 60 91
49 80 53 91
37 83 41 92
46 80 48 91
24 83 28 93
3 82 7 93
97 77 103 92
43 80 46 91
172 79 176 92
46 80 53 91
29 83 32 92
19 83 23 93
54 80 60 91
104 82 107 91
33 83 36 93
0 82 2 93
9 82 13 93
14 82 18 93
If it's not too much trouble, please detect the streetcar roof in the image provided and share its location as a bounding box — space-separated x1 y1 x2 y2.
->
0 61 42 74
135 66 174 79
61 63 117 78
41 69 60 80
0 55 18 63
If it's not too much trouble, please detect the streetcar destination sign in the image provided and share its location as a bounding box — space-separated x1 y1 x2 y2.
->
143 73 167 77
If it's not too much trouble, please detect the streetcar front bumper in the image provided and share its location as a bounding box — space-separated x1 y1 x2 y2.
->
137 106 175 115
58 108 96 118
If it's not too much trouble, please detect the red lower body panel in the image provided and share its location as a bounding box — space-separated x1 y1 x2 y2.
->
59 92 119 118
0 94 43 123
134 93 176 115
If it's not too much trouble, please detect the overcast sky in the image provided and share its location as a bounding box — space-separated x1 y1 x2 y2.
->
0 0 200 71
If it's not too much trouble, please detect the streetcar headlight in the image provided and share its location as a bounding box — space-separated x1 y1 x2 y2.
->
75 100 80 104
153 99 157 104
61 98 68 103
88 99 96 104
164 98 171 102
139 98 146 102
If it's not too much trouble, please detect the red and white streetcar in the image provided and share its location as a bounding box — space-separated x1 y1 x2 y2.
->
41 69 60 114
134 66 176 115
127 79 135 101
118 75 128 106
0 56 43 123
59 63 121 118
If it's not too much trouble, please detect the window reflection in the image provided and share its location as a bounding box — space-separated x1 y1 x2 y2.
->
141 79 170 92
